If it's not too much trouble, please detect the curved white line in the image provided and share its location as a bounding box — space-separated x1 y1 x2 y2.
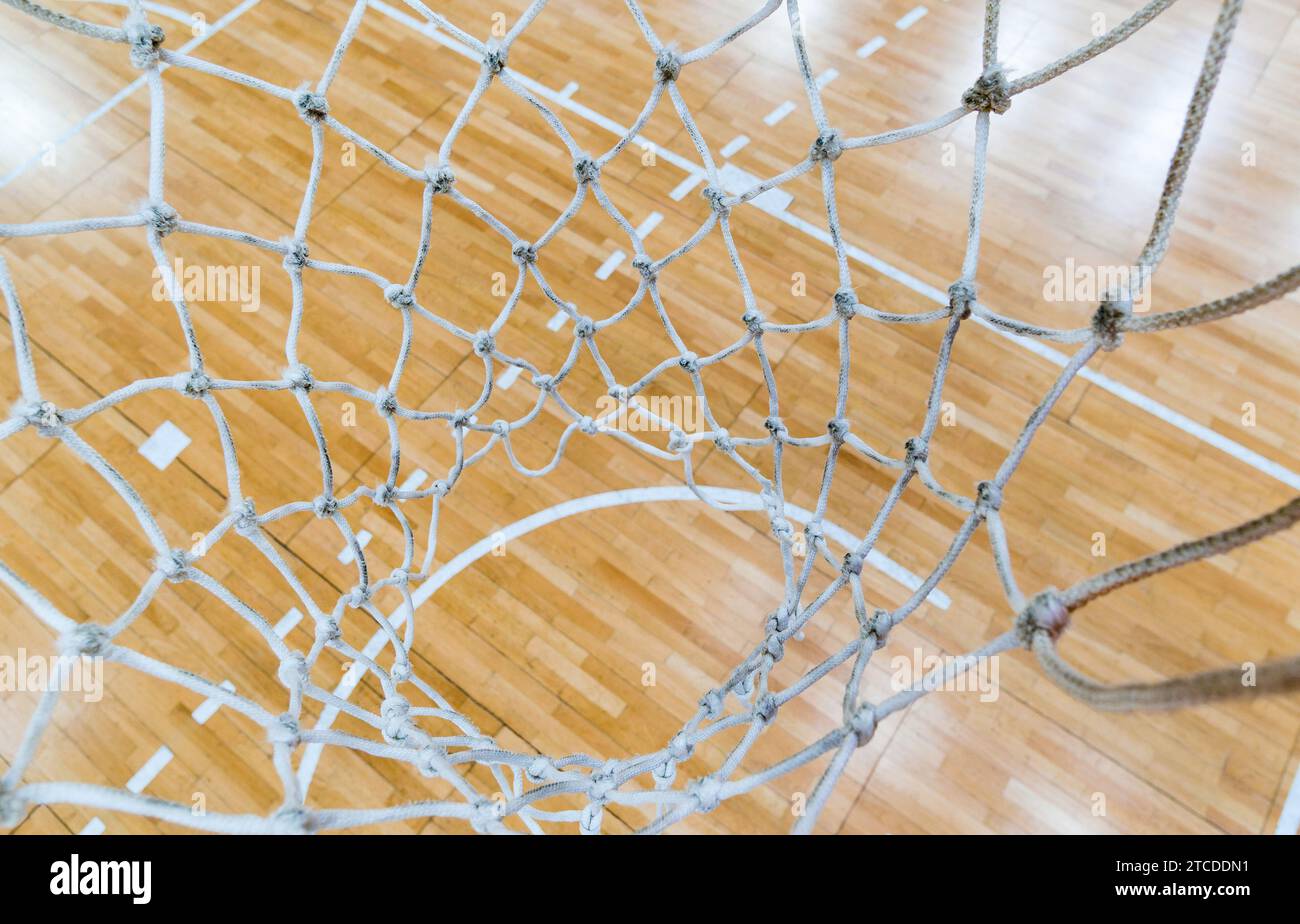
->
296 484 950 793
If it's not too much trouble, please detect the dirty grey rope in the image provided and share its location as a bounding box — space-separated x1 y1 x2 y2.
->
0 0 1295 836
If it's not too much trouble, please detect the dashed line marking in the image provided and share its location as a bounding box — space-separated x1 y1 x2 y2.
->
763 101 797 125
669 173 705 201
546 310 568 331
635 211 663 239
191 680 237 725
856 36 887 58
556 81 579 99
126 746 173 794
815 68 839 89
595 250 625 280
338 530 372 565
79 817 105 835
720 135 750 158
896 5 928 30
399 468 428 492
139 420 190 470
273 607 303 638
497 365 524 389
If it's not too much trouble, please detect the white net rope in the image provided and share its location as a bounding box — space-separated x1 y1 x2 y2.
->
1 0 1298 834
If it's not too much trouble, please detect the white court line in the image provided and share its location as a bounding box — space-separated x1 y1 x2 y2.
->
297 484 950 793
338 530 372 565
1276 763 1300 834
546 310 568 331
126 746 172 794
399 468 428 492
556 81 579 99
138 420 190 470
815 68 839 89
595 250 625 280
720 135 750 158
635 211 663 239
274 607 303 638
79 817 105 835
191 680 237 725
497 365 524 389
669 173 705 201
856 36 887 59
0 0 264 189
896 5 929 30
365 0 1300 495
763 101 797 126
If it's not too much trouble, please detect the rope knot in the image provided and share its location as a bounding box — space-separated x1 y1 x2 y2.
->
525 756 552 784
699 688 724 718
689 776 722 813
754 692 779 726
384 284 415 310
841 551 864 576
58 622 112 658
373 482 396 506
809 129 844 162
312 495 338 518
272 806 315 835
742 309 765 333
282 238 309 270
948 279 977 319
430 479 450 497
511 240 537 265
373 387 397 417
572 154 600 184
833 287 858 320
345 585 371 608
867 608 892 649
975 480 1002 515
276 652 309 689
588 759 619 803
828 417 850 443
490 418 509 437
472 331 495 356
268 713 300 748
849 706 877 746
962 65 1012 113
1092 298 1131 351
1016 588 1070 646
573 316 595 339
314 618 341 644
531 373 554 392
482 46 507 75
124 15 164 69
770 516 794 542
667 731 694 762
178 370 213 398
631 255 657 281
416 745 444 778
389 659 411 683
283 363 314 392
141 201 179 237
24 401 64 436
652 758 677 787
712 429 735 453
470 799 503 833
667 428 691 453
157 549 192 583
293 87 329 124
578 415 598 435
380 694 411 741
233 498 258 534
388 567 409 586
654 48 681 83
677 351 699 373
764 415 787 438
904 436 928 468
701 185 730 215
426 164 455 194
